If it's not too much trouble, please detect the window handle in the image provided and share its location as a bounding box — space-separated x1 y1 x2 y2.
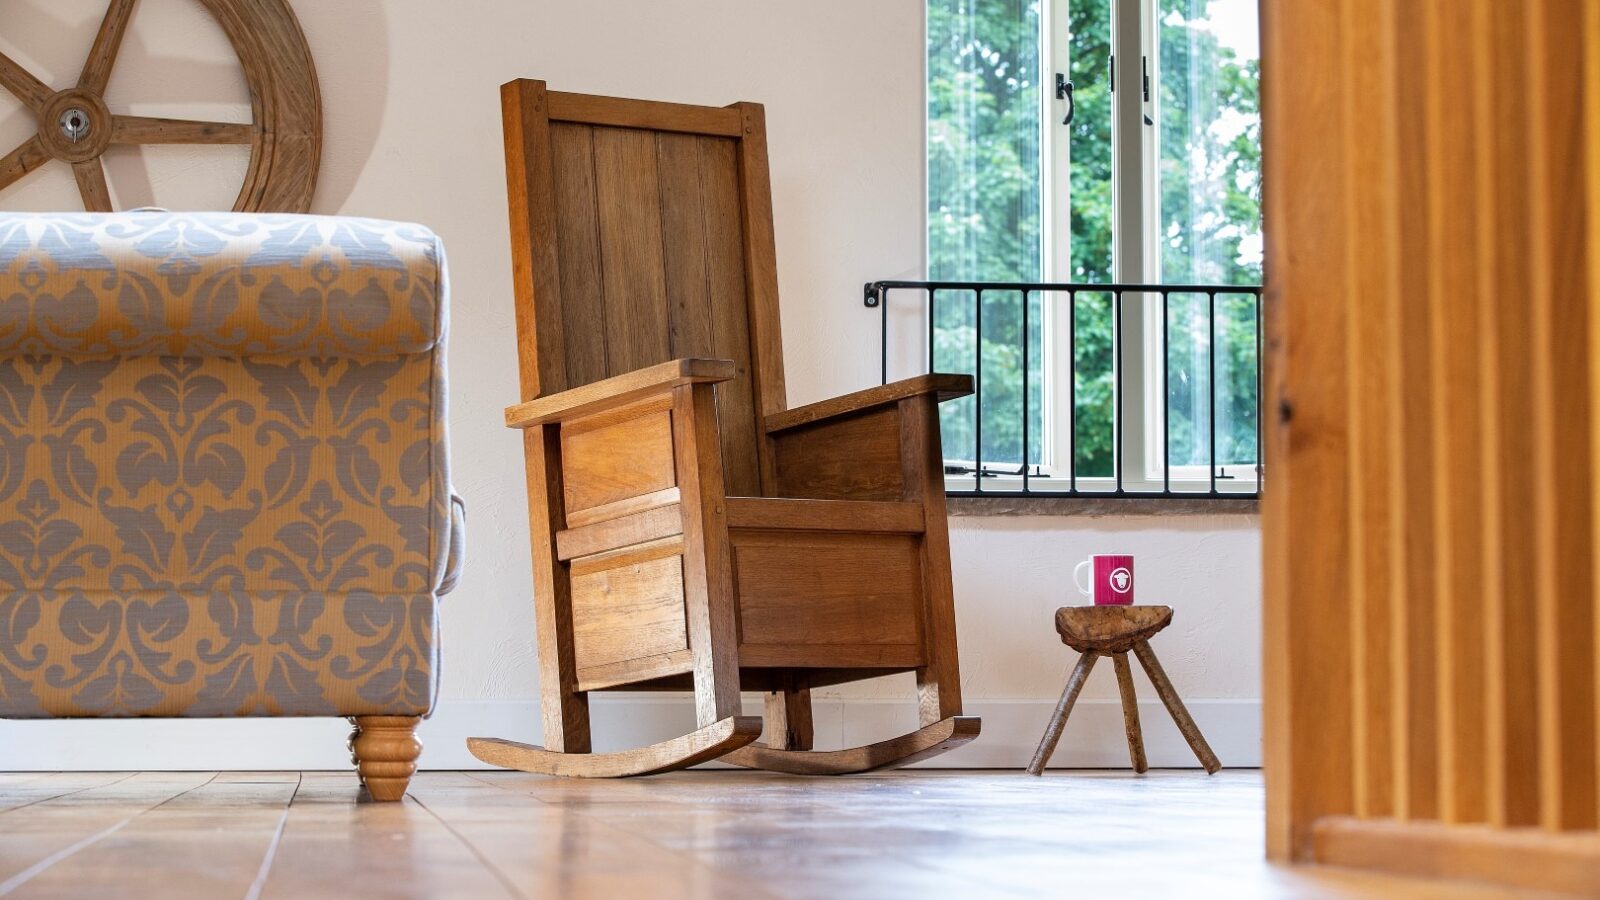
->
1055 73 1074 125
1141 55 1150 102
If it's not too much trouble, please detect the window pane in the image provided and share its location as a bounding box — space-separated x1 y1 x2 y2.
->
1158 0 1261 470
927 0 1043 468
1066 0 1115 478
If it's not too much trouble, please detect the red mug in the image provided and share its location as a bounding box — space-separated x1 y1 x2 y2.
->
1073 554 1135 606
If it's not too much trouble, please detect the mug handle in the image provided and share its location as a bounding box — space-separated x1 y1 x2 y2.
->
1073 560 1092 596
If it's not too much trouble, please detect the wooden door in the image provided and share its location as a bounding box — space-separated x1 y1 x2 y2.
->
1262 0 1600 890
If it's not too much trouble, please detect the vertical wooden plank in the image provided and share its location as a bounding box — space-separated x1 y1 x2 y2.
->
550 123 610 387
1470 0 1510 832
1528 0 1598 832
526 424 591 753
655 131 716 360
1342 0 1399 821
1486 0 1542 830
501 79 567 399
699 136 762 497
1261 0 1357 861
729 102 787 491
1388 0 1438 823
672 383 742 725
593 127 672 374
901 396 963 725
1586 0 1600 832
1423 0 1487 826
763 672 815 751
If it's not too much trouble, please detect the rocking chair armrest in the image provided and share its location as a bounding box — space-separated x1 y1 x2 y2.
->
505 358 737 428
763 374 973 435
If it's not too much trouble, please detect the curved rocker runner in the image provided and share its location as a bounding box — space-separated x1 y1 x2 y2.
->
470 80 980 777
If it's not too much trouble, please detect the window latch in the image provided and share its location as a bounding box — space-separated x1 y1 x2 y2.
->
1141 56 1153 125
1055 73 1074 125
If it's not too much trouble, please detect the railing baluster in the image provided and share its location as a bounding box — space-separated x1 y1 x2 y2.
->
1162 289 1171 495
1114 289 1124 495
1208 290 1218 496
1022 289 1030 495
1069 290 1077 494
973 288 983 494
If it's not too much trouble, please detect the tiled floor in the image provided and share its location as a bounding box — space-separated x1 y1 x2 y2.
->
0 770 1554 898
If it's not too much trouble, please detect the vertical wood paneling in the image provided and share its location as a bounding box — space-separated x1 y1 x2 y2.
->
656 131 716 360
699 136 762 497
1261 0 1356 861
1586 0 1600 831
1528 0 1598 833
1423 0 1486 826
1486 0 1543 829
1343 0 1398 821
549 123 610 388
1268 0 1600 871
1469 0 1509 831
593 127 672 374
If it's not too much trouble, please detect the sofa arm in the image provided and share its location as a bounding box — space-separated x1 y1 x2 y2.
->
438 492 466 596
0 210 444 359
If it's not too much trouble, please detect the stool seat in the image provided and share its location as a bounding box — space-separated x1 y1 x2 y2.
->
1055 605 1173 653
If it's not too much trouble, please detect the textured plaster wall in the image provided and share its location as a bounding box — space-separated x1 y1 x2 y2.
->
0 0 1260 765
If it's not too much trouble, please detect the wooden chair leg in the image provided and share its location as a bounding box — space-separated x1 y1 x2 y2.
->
351 716 422 801
1131 640 1221 774
1028 651 1099 776
765 673 814 751
1112 652 1149 773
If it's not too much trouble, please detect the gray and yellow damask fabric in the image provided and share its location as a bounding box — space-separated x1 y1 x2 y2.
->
0 212 457 719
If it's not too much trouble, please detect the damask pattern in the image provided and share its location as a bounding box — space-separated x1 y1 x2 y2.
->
0 212 455 719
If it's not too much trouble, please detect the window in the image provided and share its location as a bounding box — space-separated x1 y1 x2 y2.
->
926 0 1261 493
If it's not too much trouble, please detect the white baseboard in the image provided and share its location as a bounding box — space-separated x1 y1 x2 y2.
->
0 697 1260 771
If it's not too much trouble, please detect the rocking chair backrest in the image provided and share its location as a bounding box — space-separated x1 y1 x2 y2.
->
500 79 786 497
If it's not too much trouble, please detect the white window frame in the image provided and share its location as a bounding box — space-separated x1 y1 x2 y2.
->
940 0 1258 495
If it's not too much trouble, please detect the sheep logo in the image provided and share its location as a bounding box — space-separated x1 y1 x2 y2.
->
1110 567 1133 594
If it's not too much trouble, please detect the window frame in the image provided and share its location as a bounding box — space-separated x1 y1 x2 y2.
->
927 0 1260 494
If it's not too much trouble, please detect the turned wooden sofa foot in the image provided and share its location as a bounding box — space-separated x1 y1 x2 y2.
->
350 716 422 801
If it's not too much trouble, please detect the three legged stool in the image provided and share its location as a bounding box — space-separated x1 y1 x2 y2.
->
1027 605 1221 775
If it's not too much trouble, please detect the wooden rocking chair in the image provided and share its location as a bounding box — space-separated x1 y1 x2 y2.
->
467 80 980 777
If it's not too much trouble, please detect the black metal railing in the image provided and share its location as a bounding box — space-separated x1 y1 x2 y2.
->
864 279 1263 499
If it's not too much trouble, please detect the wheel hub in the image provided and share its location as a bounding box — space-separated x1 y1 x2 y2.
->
58 107 92 143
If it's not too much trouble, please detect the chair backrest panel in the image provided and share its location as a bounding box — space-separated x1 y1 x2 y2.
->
505 81 782 497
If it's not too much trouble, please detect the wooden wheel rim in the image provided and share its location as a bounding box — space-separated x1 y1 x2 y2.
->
0 0 321 212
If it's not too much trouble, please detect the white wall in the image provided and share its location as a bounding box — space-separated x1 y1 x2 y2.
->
0 0 1260 769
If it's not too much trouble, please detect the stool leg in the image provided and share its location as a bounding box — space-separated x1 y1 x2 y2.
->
1132 640 1221 774
1112 652 1148 773
1028 651 1099 776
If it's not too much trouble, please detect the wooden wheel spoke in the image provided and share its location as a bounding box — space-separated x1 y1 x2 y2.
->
111 115 255 146
72 158 113 212
0 137 50 191
79 0 140 94
0 48 52 112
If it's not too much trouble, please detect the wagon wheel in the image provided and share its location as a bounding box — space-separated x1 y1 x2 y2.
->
0 0 321 212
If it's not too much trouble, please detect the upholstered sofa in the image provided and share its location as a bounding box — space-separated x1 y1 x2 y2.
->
0 211 460 800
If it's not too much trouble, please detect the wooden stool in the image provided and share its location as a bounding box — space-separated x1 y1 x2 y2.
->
1027 605 1221 776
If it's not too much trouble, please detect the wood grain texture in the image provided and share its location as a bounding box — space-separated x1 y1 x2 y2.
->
1054 605 1173 654
71 159 111 212
1027 652 1099 776
900 394 966 726
78 0 139 94
724 497 923 533
765 374 973 434
560 409 676 513
593 126 672 373
110 115 255 145
505 358 735 427
0 136 49 191
1261 0 1356 861
570 553 688 672
1114 652 1149 774
0 47 52 112
350 716 420 802
523 424 590 754
723 716 980 776
771 406 905 501
1132 640 1222 775
1313 817 1600 896
732 531 922 651
557 503 683 561
548 90 744 136
467 715 763 778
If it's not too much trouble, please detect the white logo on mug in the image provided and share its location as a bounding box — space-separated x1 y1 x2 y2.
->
1110 567 1132 593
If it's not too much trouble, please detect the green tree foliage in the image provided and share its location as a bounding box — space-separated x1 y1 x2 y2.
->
927 0 1260 479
